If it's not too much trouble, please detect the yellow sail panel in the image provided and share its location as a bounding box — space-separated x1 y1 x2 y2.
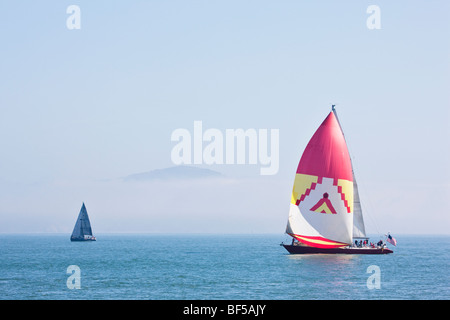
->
336 179 354 213
291 174 318 205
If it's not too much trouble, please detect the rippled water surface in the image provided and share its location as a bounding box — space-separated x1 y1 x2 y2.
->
0 234 448 299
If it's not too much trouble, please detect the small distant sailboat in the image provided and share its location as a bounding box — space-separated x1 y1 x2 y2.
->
70 203 96 241
282 106 393 254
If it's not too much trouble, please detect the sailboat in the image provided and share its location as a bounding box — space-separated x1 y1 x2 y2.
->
70 203 96 241
282 106 393 254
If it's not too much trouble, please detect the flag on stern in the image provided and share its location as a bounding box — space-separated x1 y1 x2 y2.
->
386 234 397 246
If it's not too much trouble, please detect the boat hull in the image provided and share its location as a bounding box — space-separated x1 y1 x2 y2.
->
282 244 393 255
70 237 96 242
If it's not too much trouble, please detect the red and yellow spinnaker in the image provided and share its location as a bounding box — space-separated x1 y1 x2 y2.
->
286 111 354 248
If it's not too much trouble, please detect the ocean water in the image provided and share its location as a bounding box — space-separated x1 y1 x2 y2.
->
0 234 448 300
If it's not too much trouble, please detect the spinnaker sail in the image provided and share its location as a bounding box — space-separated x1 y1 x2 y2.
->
286 111 354 248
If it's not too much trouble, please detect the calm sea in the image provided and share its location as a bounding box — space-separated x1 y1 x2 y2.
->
0 234 448 300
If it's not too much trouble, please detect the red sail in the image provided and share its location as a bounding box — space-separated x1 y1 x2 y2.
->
296 111 353 183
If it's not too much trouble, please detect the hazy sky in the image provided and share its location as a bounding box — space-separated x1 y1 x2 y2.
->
0 1 448 235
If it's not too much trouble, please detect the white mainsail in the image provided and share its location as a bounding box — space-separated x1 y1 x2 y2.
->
332 106 367 239
352 176 367 238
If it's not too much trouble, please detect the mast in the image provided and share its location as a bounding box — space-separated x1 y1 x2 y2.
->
331 105 367 239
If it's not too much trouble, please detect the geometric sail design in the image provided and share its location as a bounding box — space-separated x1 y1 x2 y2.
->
310 192 337 214
286 111 354 248
291 174 319 205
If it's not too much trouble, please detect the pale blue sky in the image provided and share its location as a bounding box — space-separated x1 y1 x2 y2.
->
0 1 448 234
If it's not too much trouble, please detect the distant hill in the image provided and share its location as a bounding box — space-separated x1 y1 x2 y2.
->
123 165 222 182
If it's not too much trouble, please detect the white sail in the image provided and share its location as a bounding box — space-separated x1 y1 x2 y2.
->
352 176 367 238
331 107 367 239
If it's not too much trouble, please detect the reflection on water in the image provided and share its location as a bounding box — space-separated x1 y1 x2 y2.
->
285 253 365 299
288 253 356 264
